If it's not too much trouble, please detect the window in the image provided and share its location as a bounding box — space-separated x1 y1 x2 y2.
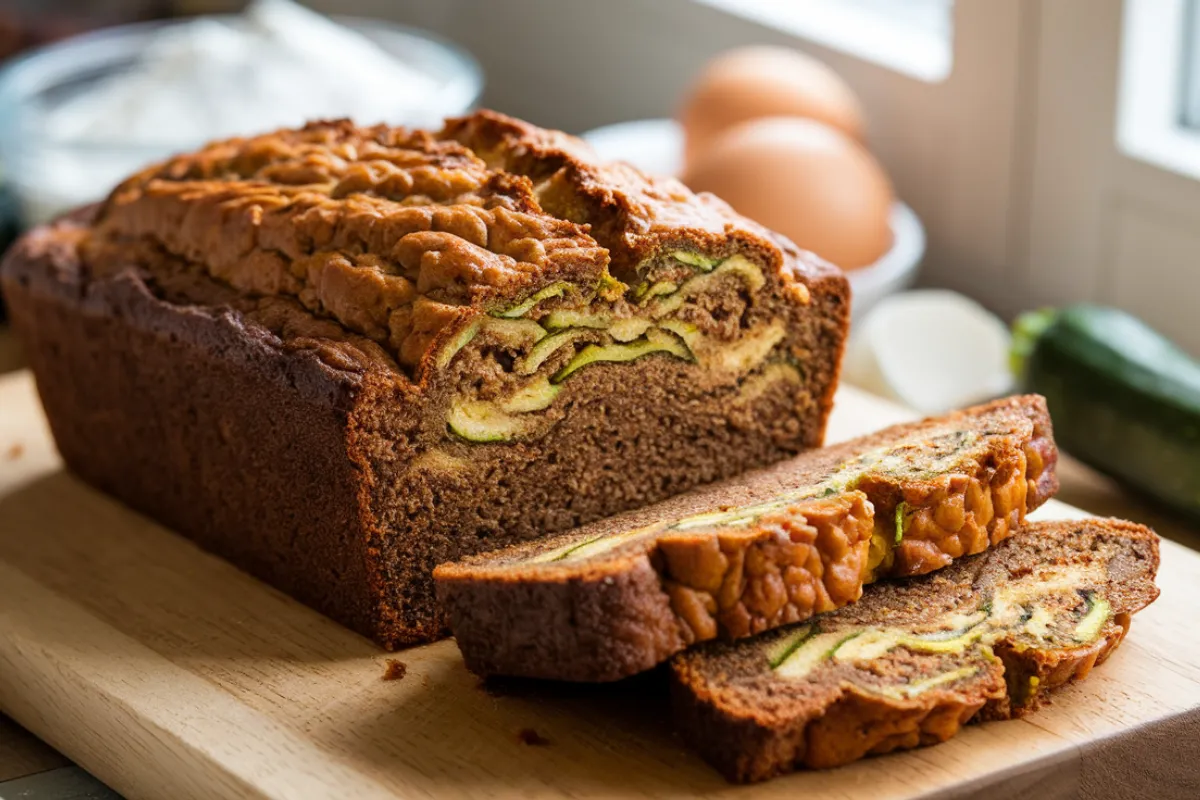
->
692 0 955 81
1117 0 1200 180
1182 0 1200 128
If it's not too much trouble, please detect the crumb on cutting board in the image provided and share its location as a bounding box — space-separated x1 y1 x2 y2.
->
517 728 551 746
5 443 22 461
381 659 407 681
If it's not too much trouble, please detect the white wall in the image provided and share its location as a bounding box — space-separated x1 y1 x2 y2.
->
1026 0 1200 353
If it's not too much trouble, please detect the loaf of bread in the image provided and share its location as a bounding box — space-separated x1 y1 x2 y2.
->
436 396 1058 681
670 518 1160 782
0 111 850 647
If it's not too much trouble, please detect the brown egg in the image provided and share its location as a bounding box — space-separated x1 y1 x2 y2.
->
679 46 865 167
683 117 893 270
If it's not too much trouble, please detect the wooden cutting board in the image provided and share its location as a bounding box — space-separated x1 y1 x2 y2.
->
1 369 1198 800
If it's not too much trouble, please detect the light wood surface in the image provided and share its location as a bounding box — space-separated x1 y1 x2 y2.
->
1 368 1199 799
0 330 65 786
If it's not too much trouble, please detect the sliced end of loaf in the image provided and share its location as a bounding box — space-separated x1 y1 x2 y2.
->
436 396 1060 679
668 518 1160 783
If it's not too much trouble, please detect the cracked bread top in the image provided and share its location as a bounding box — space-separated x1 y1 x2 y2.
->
72 110 835 382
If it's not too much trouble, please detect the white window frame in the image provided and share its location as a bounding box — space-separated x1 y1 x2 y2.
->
691 0 953 82
1117 0 1200 180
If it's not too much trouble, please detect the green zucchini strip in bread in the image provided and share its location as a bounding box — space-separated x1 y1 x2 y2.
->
435 395 1059 681
670 518 1160 783
439 253 795 443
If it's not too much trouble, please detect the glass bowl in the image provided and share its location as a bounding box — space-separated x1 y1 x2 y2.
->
0 16 484 225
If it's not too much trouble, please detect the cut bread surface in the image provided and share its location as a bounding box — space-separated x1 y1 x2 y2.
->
436 395 1059 680
669 518 1160 783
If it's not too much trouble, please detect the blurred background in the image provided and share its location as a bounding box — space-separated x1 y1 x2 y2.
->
1 0 1198 517
3 0 1197 349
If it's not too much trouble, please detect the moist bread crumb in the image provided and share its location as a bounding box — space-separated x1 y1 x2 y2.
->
436 395 1058 681
381 659 408 681
670 518 1160 783
0 110 850 647
516 728 552 746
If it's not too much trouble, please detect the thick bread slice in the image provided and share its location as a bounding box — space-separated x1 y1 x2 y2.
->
670 518 1160 783
436 395 1059 681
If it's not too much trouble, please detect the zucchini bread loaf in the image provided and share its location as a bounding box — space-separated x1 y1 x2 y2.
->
0 111 850 647
437 396 1058 681
672 518 1160 782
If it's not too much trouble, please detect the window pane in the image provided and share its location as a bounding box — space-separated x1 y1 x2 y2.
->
695 0 954 40
693 0 955 81
831 0 954 39
1182 0 1200 128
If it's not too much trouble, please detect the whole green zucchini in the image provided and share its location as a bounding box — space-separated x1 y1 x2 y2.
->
1012 304 1200 520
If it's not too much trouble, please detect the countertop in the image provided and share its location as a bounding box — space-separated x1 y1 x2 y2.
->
1 327 1197 795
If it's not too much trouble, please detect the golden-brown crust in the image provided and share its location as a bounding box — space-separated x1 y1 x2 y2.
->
661 492 875 643
440 112 805 272
980 614 1132 721
70 111 836 379
671 674 1001 782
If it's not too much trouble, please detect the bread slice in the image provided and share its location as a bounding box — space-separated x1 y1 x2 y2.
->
1 111 849 648
670 518 1160 783
436 395 1058 681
